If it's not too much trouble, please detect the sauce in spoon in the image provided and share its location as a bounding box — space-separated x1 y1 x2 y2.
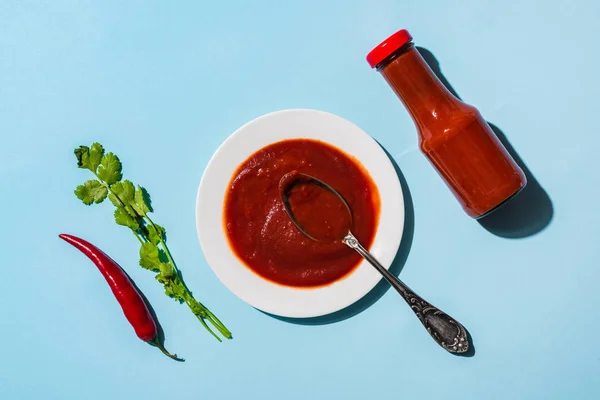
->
280 170 352 243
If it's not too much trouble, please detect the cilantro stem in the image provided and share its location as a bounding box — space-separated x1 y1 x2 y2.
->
148 219 232 339
204 308 230 334
133 231 144 244
197 315 222 342
144 214 232 339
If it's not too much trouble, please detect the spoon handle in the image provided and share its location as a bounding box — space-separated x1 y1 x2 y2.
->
343 233 470 354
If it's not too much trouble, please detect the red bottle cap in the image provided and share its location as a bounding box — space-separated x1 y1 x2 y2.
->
366 29 413 68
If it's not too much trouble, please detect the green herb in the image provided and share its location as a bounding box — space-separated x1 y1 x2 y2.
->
73 143 232 341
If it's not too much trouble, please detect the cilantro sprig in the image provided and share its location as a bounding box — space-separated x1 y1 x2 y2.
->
73 143 232 341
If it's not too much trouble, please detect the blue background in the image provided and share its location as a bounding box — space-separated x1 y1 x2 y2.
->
1 1 599 399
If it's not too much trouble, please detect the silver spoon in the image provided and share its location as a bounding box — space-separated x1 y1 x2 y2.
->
279 171 470 354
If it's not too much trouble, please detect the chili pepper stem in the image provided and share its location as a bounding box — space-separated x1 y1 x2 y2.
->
150 338 184 361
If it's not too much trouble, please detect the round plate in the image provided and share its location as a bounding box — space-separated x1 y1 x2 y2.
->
196 109 404 318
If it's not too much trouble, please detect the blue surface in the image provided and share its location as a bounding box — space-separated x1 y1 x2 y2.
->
1 1 599 399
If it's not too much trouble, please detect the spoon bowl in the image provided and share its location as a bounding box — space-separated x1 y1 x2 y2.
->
279 171 353 242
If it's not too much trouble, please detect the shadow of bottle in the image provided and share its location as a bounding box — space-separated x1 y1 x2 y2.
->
264 150 415 325
417 47 554 238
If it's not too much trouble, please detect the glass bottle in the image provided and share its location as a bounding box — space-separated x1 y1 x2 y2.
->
367 29 526 218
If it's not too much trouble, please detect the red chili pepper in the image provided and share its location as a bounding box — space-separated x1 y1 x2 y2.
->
59 233 181 361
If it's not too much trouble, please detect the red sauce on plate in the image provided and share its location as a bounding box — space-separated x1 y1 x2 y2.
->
223 139 380 288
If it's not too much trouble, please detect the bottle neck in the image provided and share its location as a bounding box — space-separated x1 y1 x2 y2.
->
378 45 459 132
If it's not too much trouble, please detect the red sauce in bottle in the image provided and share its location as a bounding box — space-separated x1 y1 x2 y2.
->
367 29 526 218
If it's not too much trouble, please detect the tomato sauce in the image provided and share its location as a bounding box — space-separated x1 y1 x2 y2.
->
223 139 380 288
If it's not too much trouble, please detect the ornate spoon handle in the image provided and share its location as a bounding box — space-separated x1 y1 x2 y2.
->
343 232 470 354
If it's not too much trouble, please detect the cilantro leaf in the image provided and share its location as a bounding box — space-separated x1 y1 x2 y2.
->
114 207 139 230
88 142 104 173
111 180 140 217
160 276 184 301
108 192 121 208
74 144 104 173
97 152 122 185
164 285 175 297
140 242 160 271
148 223 166 245
74 146 91 170
133 185 152 214
74 180 108 205
112 180 135 203
159 262 174 279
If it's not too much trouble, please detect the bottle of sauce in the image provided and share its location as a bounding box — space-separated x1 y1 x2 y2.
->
367 29 526 218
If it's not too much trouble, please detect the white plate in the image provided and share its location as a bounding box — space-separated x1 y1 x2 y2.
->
196 109 404 318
